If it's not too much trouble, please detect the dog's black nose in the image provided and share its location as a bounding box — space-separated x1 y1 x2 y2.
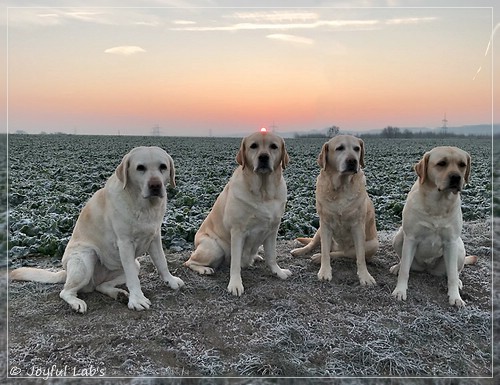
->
449 173 462 187
148 179 163 196
345 158 358 172
258 154 270 163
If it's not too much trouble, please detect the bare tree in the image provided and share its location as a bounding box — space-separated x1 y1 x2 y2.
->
327 126 340 138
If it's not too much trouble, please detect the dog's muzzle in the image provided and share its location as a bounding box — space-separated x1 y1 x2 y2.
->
342 158 358 174
147 178 164 198
255 153 272 173
446 173 462 194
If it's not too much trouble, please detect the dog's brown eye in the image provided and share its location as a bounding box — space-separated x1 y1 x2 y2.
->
270 143 278 150
436 161 447 167
336 145 345 151
136 165 146 172
250 143 258 149
159 163 168 171
458 162 467 168
353 146 360 152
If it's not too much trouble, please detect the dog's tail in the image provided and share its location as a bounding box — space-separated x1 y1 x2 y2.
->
465 255 478 265
10 267 66 283
291 231 321 257
296 237 314 245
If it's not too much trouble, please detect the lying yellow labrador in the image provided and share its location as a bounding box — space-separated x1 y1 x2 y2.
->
184 130 292 296
291 135 379 285
391 146 477 307
10 146 184 313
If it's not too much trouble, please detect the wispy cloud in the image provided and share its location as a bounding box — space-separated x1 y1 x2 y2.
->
385 17 438 25
173 20 197 25
65 11 111 24
171 19 380 32
7 8 161 28
267 34 314 45
483 22 500 57
232 11 319 23
133 20 161 27
170 10 442 33
104 46 146 56
473 22 499 80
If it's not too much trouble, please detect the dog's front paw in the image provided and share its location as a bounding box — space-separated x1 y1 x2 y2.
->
449 295 465 308
318 266 332 281
167 276 185 290
69 298 88 313
227 278 244 296
128 292 151 311
60 290 87 313
359 271 376 286
392 286 407 301
276 268 292 280
448 291 465 307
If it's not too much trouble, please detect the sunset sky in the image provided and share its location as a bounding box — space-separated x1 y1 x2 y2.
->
3 1 499 136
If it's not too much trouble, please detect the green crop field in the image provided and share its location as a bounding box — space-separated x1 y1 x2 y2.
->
7 134 491 260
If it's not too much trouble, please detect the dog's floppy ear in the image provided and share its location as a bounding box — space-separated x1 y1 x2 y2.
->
464 152 471 184
167 153 176 188
281 139 290 169
116 152 131 189
236 137 246 169
358 138 365 168
414 151 430 184
317 142 329 170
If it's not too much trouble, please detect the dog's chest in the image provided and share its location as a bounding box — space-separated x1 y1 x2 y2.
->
320 188 364 222
132 222 160 250
225 193 284 242
247 198 284 227
415 215 458 241
408 194 462 240
115 207 163 253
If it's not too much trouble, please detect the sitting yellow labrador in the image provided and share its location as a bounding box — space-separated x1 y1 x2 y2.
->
184 130 292 296
291 135 379 285
10 146 184 313
390 146 477 307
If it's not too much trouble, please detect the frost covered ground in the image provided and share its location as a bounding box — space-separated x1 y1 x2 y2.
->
4 134 495 383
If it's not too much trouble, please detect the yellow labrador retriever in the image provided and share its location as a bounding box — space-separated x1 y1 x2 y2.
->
390 146 476 307
291 135 378 285
10 146 184 313
184 130 292 296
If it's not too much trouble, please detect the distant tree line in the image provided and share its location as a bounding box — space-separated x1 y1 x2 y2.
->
361 126 489 139
295 125 489 140
294 125 340 139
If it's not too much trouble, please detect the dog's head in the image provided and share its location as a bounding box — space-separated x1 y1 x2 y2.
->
116 146 176 199
318 135 365 174
236 131 289 174
414 146 471 194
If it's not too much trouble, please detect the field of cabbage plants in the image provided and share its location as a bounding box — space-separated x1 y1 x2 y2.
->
7 134 491 261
